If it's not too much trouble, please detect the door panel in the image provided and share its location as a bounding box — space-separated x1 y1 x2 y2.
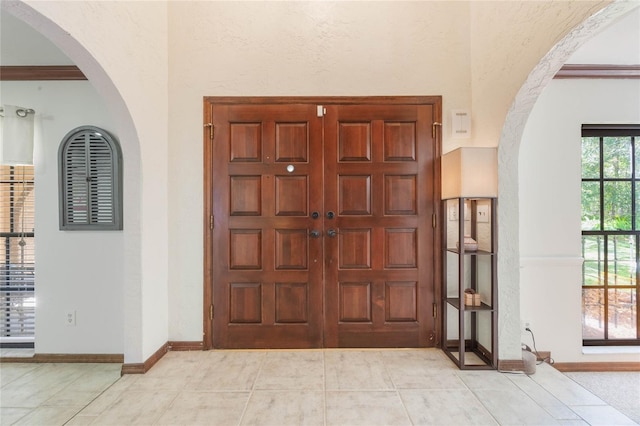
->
207 98 437 349
211 104 324 348
323 104 435 347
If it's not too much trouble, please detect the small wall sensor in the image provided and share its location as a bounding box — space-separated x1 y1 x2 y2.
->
451 109 471 139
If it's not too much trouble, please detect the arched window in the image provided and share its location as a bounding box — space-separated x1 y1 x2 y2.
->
59 126 123 230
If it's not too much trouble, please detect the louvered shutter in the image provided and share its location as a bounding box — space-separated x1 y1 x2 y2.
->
0 165 35 342
59 126 122 230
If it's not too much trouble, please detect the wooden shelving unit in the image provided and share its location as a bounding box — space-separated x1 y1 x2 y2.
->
442 197 498 369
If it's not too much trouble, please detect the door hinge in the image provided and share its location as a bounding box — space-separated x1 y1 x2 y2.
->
204 123 214 140
433 303 437 318
210 304 214 320
210 215 214 230
432 213 436 228
432 122 442 139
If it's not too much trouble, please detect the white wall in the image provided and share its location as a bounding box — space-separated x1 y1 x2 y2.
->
567 7 640 65
519 78 640 363
0 81 123 354
15 0 171 363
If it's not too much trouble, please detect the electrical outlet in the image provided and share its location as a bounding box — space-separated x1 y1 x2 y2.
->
449 204 471 221
448 205 458 221
521 320 530 332
477 205 489 223
65 311 76 326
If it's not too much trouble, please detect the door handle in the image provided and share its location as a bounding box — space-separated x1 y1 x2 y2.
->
326 211 335 219
309 230 322 238
311 211 320 219
326 229 338 238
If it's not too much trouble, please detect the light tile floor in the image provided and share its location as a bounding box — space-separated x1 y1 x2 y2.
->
1 349 637 426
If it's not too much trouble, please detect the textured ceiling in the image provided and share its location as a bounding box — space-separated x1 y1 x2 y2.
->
0 5 637 67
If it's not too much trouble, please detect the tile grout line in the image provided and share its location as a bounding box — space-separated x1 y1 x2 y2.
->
61 364 125 425
395 389 414 426
505 370 586 423
562 371 616 407
322 349 327 426
0 362 45 424
235 350 266 426
559 372 637 424
150 355 191 424
530 368 615 423
377 351 414 425
0 362 43 388
149 374 185 425
455 371 502 426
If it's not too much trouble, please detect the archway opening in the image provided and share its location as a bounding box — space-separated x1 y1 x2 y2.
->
0 1 142 362
497 2 639 361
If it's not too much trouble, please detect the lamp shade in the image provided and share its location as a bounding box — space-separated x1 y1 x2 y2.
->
441 147 497 199
0 105 35 166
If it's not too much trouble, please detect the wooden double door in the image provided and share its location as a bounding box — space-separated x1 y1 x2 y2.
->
205 97 440 349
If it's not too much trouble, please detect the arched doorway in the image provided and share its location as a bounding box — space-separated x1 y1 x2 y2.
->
497 2 638 361
0 1 144 363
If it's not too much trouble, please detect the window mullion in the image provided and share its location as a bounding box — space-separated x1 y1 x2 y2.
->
599 137 605 230
603 234 609 340
636 233 640 340
632 137 636 231
636 135 640 339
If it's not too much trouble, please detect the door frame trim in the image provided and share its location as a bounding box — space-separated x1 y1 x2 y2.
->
203 96 442 350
